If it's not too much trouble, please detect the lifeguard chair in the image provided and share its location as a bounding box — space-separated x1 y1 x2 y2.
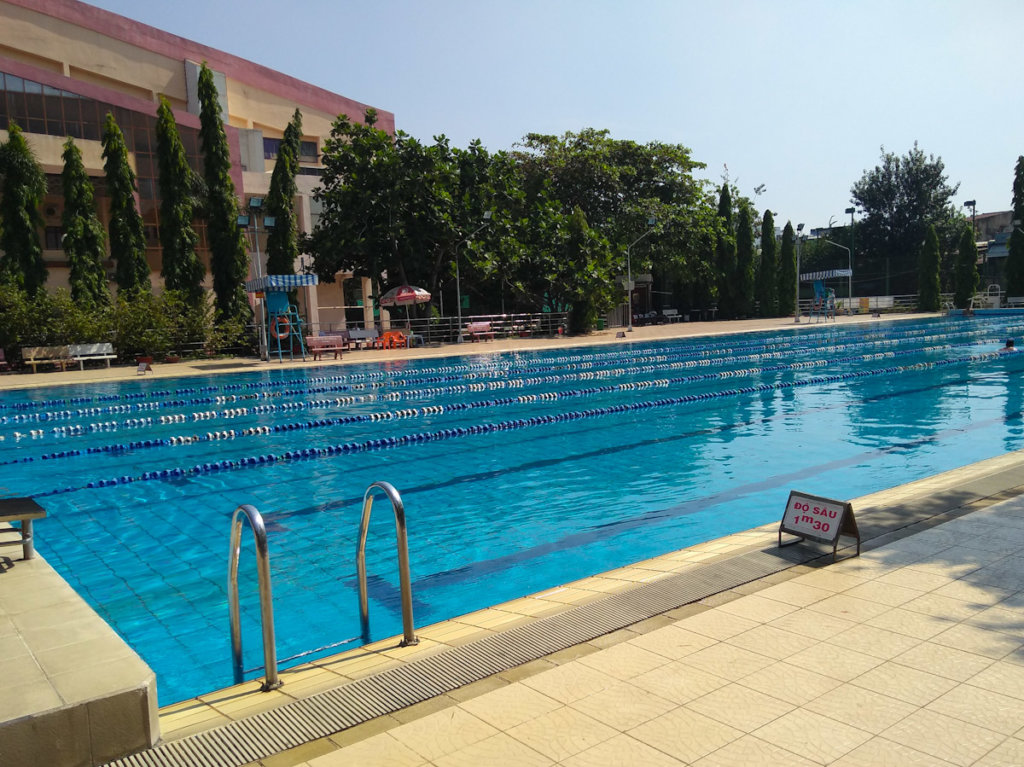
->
245 274 319 362
809 280 836 323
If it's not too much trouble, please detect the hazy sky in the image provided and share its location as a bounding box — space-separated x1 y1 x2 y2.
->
85 0 1024 231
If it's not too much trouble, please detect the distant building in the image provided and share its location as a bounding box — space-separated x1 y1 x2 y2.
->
0 0 393 330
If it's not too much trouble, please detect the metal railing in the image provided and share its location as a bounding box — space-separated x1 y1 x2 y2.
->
227 504 282 691
308 311 569 346
356 481 418 646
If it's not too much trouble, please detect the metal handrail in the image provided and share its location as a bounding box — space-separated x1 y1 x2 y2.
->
356 481 418 646
227 504 282 691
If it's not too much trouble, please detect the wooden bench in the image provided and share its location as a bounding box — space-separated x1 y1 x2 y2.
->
305 335 347 360
466 321 494 341
347 329 380 350
23 345 71 373
69 342 117 369
0 497 47 560
662 308 682 322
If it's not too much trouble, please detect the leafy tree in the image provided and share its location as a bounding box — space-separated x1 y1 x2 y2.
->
1007 156 1024 297
756 210 777 317
155 95 204 308
0 121 47 296
61 137 110 309
850 143 960 295
714 184 736 317
918 224 941 311
197 63 249 322
953 224 978 309
102 112 150 295
307 110 458 307
777 222 796 316
265 109 303 280
734 202 755 317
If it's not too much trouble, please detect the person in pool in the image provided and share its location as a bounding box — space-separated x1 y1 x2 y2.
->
1001 338 1017 351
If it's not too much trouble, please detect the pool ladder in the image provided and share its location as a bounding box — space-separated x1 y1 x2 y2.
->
227 481 417 692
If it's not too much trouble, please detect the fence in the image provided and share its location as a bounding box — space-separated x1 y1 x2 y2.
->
306 311 569 346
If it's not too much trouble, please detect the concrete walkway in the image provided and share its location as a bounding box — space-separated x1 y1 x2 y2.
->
289 480 1024 767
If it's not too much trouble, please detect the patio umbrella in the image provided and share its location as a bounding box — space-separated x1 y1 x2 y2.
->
379 285 431 307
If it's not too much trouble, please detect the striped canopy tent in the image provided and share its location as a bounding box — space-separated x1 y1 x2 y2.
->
244 274 319 292
799 268 852 282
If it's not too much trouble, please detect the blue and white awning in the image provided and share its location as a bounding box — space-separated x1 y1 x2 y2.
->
800 269 852 282
245 274 319 292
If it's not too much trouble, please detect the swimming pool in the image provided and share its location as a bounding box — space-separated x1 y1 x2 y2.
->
3 315 1024 704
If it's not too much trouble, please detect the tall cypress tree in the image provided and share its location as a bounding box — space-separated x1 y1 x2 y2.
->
197 63 249 322
61 137 109 309
954 224 979 309
1007 156 1024 297
265 108 303 277
735 203 755 317
918 224 941 312
777 222 796 316
714 184 736 317
756 210 777 316
102 112 150 295
155 96 204 308
0 121 47 296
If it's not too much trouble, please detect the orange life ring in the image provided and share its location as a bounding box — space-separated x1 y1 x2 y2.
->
270 316 291 340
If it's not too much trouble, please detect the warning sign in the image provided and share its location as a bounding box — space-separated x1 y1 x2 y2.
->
779 490 860 560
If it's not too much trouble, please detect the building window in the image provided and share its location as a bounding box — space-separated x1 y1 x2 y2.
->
263 138 281 160
45 226 64 250
299 140 318 162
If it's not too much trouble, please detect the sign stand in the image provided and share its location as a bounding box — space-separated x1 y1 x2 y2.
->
779 490 860 561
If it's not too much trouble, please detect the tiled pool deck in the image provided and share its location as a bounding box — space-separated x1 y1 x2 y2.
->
10 314 1024 766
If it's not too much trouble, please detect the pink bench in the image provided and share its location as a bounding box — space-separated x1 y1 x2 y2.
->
305 335 347 360
466 322 494 341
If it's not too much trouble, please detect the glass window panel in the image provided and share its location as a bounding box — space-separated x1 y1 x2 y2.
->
6 76 23 92
23 79 41 94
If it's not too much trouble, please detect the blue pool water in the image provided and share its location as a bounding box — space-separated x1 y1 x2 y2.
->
3 315 1024 704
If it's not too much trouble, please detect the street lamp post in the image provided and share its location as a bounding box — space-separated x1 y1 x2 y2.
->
964 200 981 275
626 215 657 332
238 197 273 361
794 223 804 323
845 206 855 303
455 210 492 343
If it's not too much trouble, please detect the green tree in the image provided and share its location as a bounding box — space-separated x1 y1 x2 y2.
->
714 184 736 317
102 112 150 295
777 222 796 316
0 121 47 296
307 110 459 307
265 109 303 279
197 63 249 322
850 143 960 295
155 96 204 308
734 202 755 317
1007 156 1024 297
756 210 777 316
918 224 941 311
61 137 109 309
953 224 979 309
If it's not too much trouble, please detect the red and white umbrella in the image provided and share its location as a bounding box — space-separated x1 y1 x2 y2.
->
379 285 431 307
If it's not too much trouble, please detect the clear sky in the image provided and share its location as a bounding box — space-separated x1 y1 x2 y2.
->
85 0 1024 231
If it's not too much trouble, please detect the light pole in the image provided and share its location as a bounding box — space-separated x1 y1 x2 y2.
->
845 206 855 302
238 197 273 360
794 223 804 323
626 215 656 332
455 210 492 343
964 200 981 275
